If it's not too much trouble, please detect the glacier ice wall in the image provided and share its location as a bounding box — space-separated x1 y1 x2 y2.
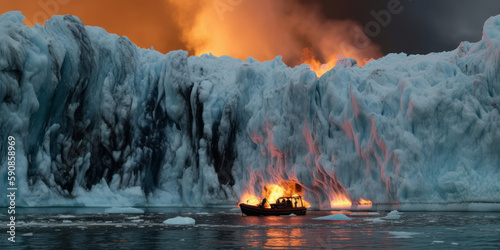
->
0 11 499 208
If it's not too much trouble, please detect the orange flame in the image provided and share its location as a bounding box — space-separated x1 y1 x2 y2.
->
301 48 373 78
300 48 340 78
330 196 352 209
240 182 311 208
240 120 352 209
301 47 374 78
169 0 382 76
240 192 261 206
359 198 372 205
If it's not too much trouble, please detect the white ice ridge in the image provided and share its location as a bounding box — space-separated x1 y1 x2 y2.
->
0 11 499 209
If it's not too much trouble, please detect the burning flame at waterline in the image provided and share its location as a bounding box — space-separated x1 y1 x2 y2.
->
240 182 311 209
239 120 372 210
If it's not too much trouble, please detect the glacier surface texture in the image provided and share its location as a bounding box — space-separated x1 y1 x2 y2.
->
0 11 499 209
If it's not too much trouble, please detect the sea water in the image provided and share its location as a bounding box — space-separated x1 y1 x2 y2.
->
1 208 499 249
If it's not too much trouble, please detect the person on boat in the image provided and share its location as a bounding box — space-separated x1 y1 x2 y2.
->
280 199 286 208
294 200 298 208
260 198 267 208
275 199 282 208
286 198 292 208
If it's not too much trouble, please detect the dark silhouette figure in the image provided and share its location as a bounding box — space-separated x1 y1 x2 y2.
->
286 199 292 208
277 199 285 208
260 198 267 208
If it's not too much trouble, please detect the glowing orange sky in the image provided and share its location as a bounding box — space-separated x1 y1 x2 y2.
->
1 0 383 76
0 0 187 53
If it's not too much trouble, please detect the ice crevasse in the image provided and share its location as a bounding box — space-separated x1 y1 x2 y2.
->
0 11 499 209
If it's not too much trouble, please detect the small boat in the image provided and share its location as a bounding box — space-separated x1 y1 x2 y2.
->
239 196 307 216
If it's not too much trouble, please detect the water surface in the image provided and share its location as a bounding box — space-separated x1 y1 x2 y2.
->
1 208 499 249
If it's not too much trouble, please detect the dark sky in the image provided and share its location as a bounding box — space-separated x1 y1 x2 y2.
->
306 0 500 55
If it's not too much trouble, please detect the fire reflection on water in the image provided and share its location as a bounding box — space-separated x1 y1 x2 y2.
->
239 216 379 249
265 228 305 248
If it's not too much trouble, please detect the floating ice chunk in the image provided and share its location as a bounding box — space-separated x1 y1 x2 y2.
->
125 216 141 220
196 212 209 215
62 220 72 223
432 241 445 244
163 216 196 225
388 231 420 238
452 242 459 245
22 233 34 236
365 218 384 223
104 207 144 214
130 219 144 223
57 215 76 218
382 210 401 220
313 214 352 221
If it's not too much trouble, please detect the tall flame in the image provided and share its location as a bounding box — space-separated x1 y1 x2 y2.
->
240 120 356 209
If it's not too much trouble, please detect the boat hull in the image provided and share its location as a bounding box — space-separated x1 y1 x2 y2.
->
239 203 307 216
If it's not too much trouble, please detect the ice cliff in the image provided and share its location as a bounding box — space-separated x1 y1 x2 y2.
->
0 11 499 209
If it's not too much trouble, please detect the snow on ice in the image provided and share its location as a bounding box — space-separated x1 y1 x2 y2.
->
0 11 499 209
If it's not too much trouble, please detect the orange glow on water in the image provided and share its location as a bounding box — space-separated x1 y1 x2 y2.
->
265 228 305 248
